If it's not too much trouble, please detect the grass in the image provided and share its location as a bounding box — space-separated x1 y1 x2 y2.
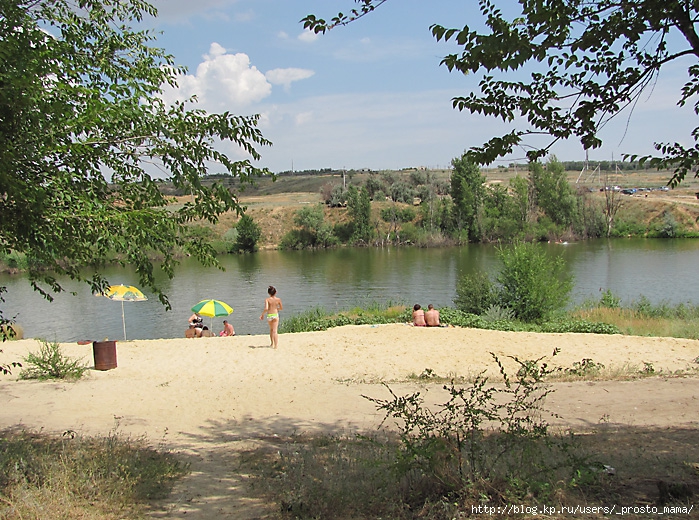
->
0 428 187 520
574 295 699 340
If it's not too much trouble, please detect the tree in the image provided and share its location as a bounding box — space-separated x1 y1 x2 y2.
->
346 185 373 244
450 155 485 242
280 205 337 249
530 158 577 228
0 0 269 318
303 0 699 186
233 215 262 253
602 173 624 237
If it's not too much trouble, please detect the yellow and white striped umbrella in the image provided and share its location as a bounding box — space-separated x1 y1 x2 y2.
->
99 285 148 340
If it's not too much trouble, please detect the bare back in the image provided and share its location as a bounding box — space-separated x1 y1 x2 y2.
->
425 309 440 326
265 296 282 315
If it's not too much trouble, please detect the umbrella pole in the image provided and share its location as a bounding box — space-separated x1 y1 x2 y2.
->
121 301 127 341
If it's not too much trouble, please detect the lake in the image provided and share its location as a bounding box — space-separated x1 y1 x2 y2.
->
1 239 698 342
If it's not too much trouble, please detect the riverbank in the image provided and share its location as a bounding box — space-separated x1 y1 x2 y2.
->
2 325 699 518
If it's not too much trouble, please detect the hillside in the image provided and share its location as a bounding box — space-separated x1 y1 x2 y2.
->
173 167 699 249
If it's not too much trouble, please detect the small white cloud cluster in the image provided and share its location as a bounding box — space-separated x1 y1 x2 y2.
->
160 43 313 112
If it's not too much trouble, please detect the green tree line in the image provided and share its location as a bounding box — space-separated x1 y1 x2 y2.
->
271 154 697 251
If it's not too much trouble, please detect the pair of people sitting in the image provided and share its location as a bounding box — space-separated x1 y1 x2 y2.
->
412 304 440 327
185 323 214 338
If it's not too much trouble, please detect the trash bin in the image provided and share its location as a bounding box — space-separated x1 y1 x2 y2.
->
93 340 117 370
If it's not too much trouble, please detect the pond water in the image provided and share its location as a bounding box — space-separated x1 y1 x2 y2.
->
2 239 698 342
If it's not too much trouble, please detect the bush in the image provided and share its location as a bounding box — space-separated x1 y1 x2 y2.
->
232 214 261 253
20 340 88 380
362 352 592 506
455 271 496 315
496 243 573 322
599 289 621 308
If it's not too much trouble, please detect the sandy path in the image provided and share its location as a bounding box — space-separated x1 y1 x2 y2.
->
2 324 699 518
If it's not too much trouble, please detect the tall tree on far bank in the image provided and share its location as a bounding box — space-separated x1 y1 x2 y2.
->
450 156 485 242
233 215 262 253
346 185 374 244
530 158 577 228
0 0 270 320
303 0 699 186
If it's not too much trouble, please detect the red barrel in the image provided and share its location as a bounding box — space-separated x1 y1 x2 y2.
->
92 341 117 370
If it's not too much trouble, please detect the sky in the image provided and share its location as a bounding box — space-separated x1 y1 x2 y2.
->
143 0 698 174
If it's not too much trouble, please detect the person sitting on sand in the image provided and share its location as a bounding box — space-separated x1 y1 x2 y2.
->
185 324 199 338
425 304 440 327
200 326 214 337
189 313 203 335
220 320 235 337
412 304 426 327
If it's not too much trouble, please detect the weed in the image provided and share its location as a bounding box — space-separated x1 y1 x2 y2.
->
641 361 656 374
565 358 606 377
599 289 621 308
20 340 89 381
482 304 515 322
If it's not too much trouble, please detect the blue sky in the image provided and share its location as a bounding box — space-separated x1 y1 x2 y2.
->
145 0 697 173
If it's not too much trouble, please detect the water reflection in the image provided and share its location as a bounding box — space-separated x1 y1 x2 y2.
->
1 239 698 342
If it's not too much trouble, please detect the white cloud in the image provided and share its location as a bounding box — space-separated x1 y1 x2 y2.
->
160 42 272 112
298 29 320 43
265 68 315 90
277 30 289 40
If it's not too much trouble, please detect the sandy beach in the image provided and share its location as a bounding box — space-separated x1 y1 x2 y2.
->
2 324 699 518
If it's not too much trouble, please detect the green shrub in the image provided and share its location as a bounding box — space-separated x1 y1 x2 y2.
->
496 242 574 322
599 289 621 308
454 271 496 315
20 340 89 380
539 319 621 335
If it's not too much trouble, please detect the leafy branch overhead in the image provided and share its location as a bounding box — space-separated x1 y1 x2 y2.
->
0 0 271 311
303 0 699 186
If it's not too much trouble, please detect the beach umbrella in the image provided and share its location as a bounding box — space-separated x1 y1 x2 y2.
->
100 284 148 341
191 299 233 330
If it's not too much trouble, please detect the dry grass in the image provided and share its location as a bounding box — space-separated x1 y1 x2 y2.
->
238 407 699 519
0 428 187 520
572 307 699 340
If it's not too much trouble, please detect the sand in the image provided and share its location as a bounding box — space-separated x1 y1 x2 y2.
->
2 324 699 518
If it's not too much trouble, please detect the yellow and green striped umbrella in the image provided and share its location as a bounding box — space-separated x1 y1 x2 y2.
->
191 299 233 330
